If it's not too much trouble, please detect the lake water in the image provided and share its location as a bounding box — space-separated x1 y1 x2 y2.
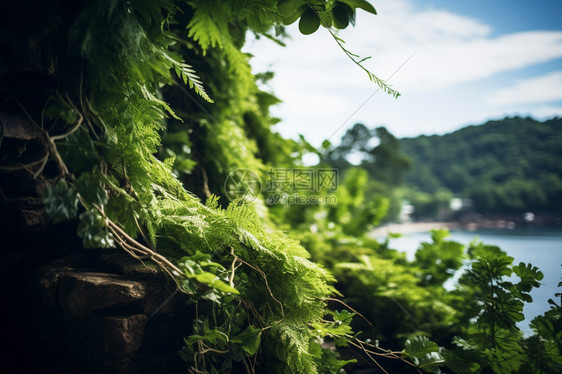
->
385 227 562 335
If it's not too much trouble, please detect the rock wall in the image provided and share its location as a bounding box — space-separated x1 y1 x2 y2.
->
0 20 198 373
30 251 195 374
0 112 194 372
0 205 195 374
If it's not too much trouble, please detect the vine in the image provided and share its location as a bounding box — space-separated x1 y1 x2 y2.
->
303 0 401 98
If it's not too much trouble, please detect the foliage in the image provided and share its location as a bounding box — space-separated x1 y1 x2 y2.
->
0 0 409 372
42 179 79 224
329 230 465 348
324 123 412 187
402 336 445 373
301 222 560 374
523 272 562 373
444 242 544 373
277 0 399 97
400 116 562 216
322 123 412 222
327 168 388 235
415 229 464 287
3 1 560 373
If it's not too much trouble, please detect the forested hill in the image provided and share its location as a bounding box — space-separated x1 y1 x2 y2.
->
400 116 562 214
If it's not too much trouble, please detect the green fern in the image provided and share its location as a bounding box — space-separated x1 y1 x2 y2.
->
174 62 214 103
187 4 225 53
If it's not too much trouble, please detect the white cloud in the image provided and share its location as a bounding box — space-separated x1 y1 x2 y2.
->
350 1 562 93
528 105 562 119
485 71 562 106
280 92 353 116
393 32 562 93
245 0 562 145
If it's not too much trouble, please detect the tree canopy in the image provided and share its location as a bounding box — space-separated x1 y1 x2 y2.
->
401 116 562 216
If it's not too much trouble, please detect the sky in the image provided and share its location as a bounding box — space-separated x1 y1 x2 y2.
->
244 0 562 147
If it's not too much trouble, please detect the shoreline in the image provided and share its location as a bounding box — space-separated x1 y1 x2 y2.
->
371 222 459 236
372 217 562 237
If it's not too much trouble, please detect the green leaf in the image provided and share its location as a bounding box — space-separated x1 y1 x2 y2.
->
404 336 440 357
202 328 229 349
43 179 79 224
77 210 114 248
179 278 198 294
339 0 377 15
281 4 308 25
299 8 321 35
278 0 305 16
430 228 449 243
403 336 445 373
513 262 543 279
44 95 78 125
174 158 196 173
443 344 482 374
194 272 240 294
513 262 543 292
332 309 355 324
332 2 352 29
494 328 522 351
75 172 108 206
232 326 262 355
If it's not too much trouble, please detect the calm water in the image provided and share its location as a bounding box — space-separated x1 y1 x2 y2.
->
386 227 562 335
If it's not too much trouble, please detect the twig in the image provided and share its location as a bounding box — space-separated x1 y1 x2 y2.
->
50 94 83 141
133 215 156 250
324 297 375 342
105 216 183 274
231 246 284 318
0 152 49 178
197 347 229 355
229 253 241 288
349 340 390 374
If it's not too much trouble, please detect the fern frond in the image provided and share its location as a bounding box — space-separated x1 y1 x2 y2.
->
175 62 214 103
270 323 319 373
223 42 254 89
139 83 181 120
187 6 224 53
155 47 214 102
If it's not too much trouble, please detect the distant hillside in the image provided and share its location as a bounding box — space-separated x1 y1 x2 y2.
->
400 116 562 215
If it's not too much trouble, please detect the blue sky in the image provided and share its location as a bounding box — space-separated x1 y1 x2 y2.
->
244 0 562 146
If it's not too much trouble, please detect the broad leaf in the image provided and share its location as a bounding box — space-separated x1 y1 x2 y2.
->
232 326 262 355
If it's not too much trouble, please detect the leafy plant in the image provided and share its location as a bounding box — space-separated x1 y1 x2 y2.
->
415 229 465 286
445 242 544 373
523 273 562 373
403 336 445 374
43 179 79 224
